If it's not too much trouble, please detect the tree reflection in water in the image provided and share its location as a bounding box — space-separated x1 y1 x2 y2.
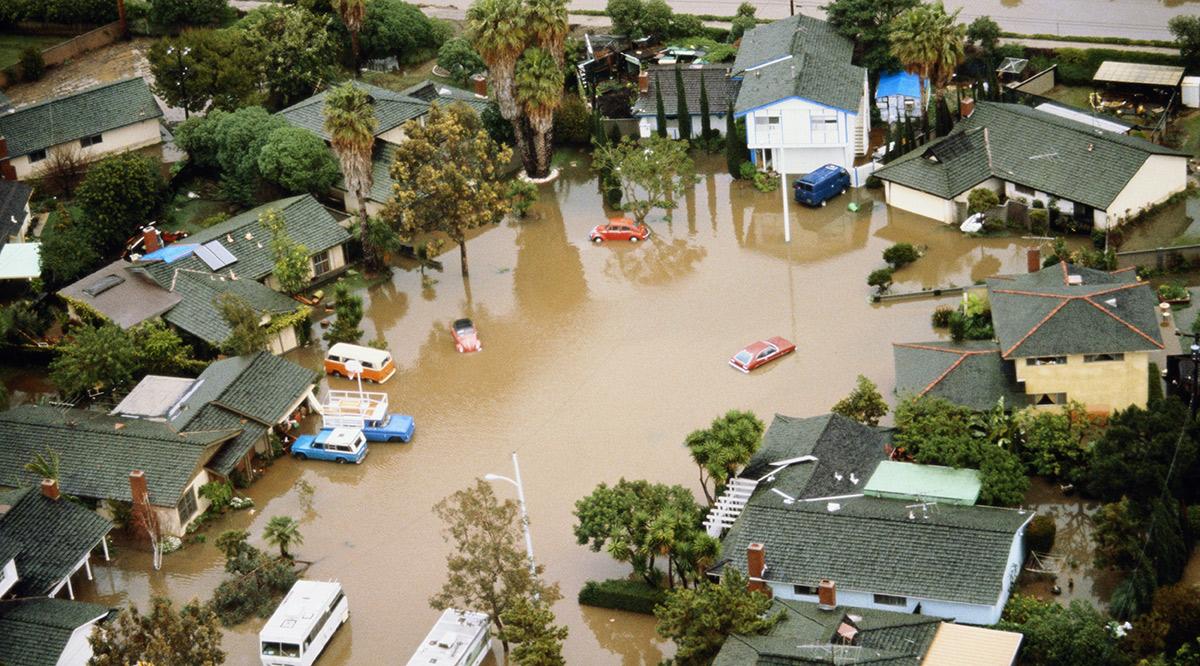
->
603 238 708 285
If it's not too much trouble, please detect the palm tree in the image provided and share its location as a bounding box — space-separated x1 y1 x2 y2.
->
469 0 528 162
323 82 379 264
515 47 564 177
889 2 965 118
332 0 368 71
263 516 304 559
524 0 568 67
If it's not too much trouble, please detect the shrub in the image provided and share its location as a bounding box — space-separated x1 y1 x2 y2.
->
669 13 703 38
578 578 666 615
19 47 44 82
1026 514 1057 553
931 305 953 328
437 37 484 84
507 179 538 218
256 125 340 195
867 267 894 292
553 95 592 146
751 171 777 193
882 242 920 269
199 481 234 513
149 0 227 26
1029 208 1049 234
1157 282 1189 301
967 187 999 215
738 161 757 180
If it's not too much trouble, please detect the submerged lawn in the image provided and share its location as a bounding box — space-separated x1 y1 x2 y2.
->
0 33 67 70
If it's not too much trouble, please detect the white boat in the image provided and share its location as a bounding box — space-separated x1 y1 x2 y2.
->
260 580 348 666
407 609 491 666
960 212 985 233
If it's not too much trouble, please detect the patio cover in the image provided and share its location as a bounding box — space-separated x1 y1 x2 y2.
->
1094 61 1185 87
0 242 39 280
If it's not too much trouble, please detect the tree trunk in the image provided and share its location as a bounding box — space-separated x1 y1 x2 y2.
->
351 31 361 75
698 468 714 506
459 238 469 278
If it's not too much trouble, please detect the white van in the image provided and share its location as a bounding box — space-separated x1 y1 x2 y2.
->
260 580 349 666
324 343 396 383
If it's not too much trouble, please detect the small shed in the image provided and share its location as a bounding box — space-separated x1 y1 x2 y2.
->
875 70 924 122
0 242 39 280
1094 61 1185 89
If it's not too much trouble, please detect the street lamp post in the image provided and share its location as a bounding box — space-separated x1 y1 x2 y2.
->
485 452 537 582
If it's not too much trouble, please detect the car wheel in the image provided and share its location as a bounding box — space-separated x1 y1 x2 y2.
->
336 457 348 464
592 236 603 243
294 452 307 460
629 236 639 242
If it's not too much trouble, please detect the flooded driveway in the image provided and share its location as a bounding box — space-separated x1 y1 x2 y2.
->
77 152 1052 664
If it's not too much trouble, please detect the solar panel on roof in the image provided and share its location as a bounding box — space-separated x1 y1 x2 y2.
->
203 240 237 267
927 132 974 162
193 244 221 270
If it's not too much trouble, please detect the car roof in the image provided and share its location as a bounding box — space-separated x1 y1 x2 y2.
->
609 218 636 226
453 318 473 329
327 342 392 365
744 340 774 353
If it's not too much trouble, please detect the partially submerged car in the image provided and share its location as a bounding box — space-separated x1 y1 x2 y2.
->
589 218 650 243
291 427 368 464
729 337 796 373
452 318 481 353
361 413 415 443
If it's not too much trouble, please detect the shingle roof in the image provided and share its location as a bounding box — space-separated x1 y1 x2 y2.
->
986 263 1162 358
740 414 890 500
400 80 490 114
0 598 110 666
731 14 853 76
277 81 430 141
715 598 943 665
631 65 737 117
720 493 1032 606
0 179 32 245
0 486 112 596
874 102 1186 209
57 260 182 330
892 340 1027 410
0 77 162 158
154 268 300 346
0 405 235 506
340 141 397 205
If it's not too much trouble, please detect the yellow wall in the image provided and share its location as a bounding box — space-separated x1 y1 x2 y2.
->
12 119 162 180
1014 351 1149 412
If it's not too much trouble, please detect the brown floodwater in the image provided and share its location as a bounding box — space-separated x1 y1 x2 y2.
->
67 151 1069 664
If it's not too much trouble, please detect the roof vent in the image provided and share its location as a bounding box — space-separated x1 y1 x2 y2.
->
1067 274 1083 286
1105 297 1117 307
826 502 841 512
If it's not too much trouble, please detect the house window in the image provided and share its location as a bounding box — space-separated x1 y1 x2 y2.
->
810 111 838 143
311 250 332 276
1084 353 1125 363
1035 392 1069 405
176 485 198 524
873 593 907 607
28 149 46 164
80 133 103 148
793 584 818 596
1026 356 1067 366
1013 183 1035 196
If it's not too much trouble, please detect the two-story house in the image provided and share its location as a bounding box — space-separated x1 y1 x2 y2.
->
731 14 870 176
895 261 1164 412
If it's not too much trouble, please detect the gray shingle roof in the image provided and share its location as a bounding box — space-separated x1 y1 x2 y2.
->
874 102 1186 209
715 598 942 665
57 260 182 330
893 340 1027 410
0 405 235 506
0 77 162 158
740 414 889 500
731 15 853 76
0 179 32 246
986 263 1162 358
155 268 300 346
277 81 430 142
631 65 737 117
0 598 110 666
720 493 1032 606
0 486 112 596
400 80 490 114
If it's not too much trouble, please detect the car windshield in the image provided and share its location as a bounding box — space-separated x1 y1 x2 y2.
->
734 351 752 364
800 183 814 191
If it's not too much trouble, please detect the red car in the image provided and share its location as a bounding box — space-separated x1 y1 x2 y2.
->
452 318 481 353
729 337 796 373
590 218 650 243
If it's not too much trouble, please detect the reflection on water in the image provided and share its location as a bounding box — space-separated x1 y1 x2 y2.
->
1018 478 1120 607
63 149 1059 664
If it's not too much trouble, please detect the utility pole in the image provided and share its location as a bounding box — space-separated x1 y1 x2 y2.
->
790 0 795 16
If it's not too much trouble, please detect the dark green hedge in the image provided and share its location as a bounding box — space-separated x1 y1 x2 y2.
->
578 578 666 615
0 0 118 26
1027 46 1188 86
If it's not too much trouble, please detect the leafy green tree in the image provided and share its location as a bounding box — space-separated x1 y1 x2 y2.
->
725 102 745 176
438 37 486 84
1169 16 1200 70
606 0 643 35
257 126 340 195
149 0 228 26
654 570 781 666
262 516 303 559
730 4 756 41
431 479 562 652
50 323 138 396
242 5 338 108
130 320 196 376
361 0 446 64
1012 403 1096 481
482 100 516 146
1125 582 1200 660
149 30 261 117
831 375 889 426
867 267 894 292
383 103 513 278
823 0 918 73
889 2 966 115
654 73 667 138
882 242 920 268
966 16 1001 56
637 0 672 37
217 293 270 356
685 410 764 506
1086 398 1200 505
674 65 691 142
260 207 311 295
996 595 1129 666
213 106 289 203
39 205 100 288
697 72 712 140
498 596 569 666
592 135 695 224
209 530 299 625
88 597 225 666
76 153 166 255
325 282 364 345
175 110 227 169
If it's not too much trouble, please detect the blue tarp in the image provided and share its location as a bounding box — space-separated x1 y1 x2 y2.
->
876 71 922 100
141 244 197 264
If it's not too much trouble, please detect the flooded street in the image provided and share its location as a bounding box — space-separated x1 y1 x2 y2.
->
72 152 1056 664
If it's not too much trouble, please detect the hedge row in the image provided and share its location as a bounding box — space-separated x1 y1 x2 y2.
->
1000 31 1176 49
1002 44 1188 86
0 0 118 25
578 578 667 615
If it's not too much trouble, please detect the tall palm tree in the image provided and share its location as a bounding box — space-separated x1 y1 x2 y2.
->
323 82 379 262
469 0 528 161
515 47 564 177
889 2 965 116
332 0 368 71
524 0 568 67
263 515 304 559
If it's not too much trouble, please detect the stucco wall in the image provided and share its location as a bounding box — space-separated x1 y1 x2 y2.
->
12 118 161 180
1102 154 1188 229
636 115 727 139
1014 351 1150 412
884 181 957 223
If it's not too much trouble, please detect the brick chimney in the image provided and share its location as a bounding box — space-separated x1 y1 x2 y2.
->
818 579 837 610
1027 247 1041 273
471 74 487 98
960 97 975 118
129 470 150 532
142 227 161 254
41 478 60 501
746 543 771 595
638 70 650 94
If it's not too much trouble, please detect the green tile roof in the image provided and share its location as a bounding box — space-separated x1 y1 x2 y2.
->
277 81 430 141
400 80 490 114
986 263 1162 358
740 414 890 500
340 141 398 205
892 340 1027 410
863 461 982 506
0 487 112 596
0 77 162 158
720 494 1032 606
0 405 235 506
714 598 942 665
874 102 1186 209
0 598 110 666
732 15 864 114
731 15 853 76
155 268 300 346
631 65 737 117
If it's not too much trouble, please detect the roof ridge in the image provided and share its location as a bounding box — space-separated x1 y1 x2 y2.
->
748 501 1031 531
920 354 972 397
892 342 996 355
2 76 145 116
1001 298 1070 357
1082 297 1164 349
980 101 1187 156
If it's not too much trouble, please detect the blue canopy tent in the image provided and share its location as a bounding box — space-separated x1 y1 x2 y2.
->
875 71 925 123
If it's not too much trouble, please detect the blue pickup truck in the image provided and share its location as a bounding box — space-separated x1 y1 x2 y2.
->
291 428 369 464
361 414 415 443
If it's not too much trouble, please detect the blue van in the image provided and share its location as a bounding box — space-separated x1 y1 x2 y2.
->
794 164 851 207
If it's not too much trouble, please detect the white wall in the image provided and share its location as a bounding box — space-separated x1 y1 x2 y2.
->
57 618 106 666
12 118 161 180
378 125 409 145
766 582 1005 625
1102 154 1188 229
884 181 958 223
636 115 727 139
1003 181 1076 214
743 96 858 172
0 557 16 597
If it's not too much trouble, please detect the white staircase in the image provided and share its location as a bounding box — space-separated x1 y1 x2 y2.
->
704 477 761 537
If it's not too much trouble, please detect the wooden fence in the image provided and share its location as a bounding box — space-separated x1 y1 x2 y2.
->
0 20 123 87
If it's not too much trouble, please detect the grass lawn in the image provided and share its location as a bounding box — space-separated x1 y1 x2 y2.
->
1173 109 1200 157
0 33 68 69
1041 84 1094 109
361 58 459 93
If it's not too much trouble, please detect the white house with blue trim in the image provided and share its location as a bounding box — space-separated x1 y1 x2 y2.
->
732 14 870 175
